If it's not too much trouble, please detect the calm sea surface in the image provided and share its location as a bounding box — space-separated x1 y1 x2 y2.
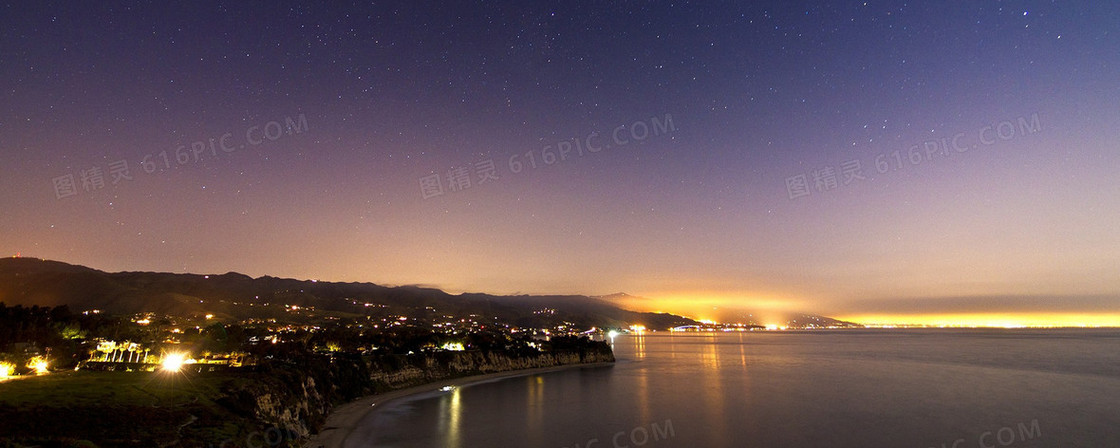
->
345 330 1120 448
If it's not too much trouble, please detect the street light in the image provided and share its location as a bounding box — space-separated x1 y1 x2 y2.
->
161 352 187 372
27 357 49 375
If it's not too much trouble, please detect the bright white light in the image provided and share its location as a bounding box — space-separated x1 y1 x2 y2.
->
608 330 620 340
161 353 187 372
28 357 49 375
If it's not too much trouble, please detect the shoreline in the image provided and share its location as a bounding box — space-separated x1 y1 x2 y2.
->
304 361 615 448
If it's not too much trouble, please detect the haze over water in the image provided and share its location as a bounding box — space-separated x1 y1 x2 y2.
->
351 330 1120 448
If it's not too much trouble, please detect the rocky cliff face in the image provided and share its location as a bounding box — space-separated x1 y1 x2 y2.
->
239 346 615 446
366 348 616 390
0 346 614 447
249 376 326 441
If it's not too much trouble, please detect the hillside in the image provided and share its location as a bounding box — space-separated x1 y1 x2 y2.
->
0 258 696 330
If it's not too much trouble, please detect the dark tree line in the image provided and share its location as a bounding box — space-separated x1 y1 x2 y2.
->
0 303 85 346
0 303 173 370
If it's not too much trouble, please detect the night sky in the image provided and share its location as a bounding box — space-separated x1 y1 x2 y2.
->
3 1 1119 326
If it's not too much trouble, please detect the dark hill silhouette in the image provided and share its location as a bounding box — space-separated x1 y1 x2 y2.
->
0 258 697 330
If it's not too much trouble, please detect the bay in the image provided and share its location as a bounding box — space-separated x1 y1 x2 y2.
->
346 329 1120 448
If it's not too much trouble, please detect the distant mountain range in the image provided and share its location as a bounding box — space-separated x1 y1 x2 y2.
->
0 258 858 329
0 258 698 329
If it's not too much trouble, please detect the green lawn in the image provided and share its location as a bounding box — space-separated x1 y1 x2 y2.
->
0 370 262 447
0 370 228 408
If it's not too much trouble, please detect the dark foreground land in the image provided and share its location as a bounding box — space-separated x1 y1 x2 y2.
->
0 340 614 448
0 259 631 447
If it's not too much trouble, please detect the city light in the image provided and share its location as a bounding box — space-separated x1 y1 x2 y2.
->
0 362 14 379
161 352 187 372
27 356 49 375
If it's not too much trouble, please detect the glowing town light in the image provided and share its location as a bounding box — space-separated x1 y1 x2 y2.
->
0 362 14 378
27 356 49 375
608 330 620 341
161 352 187 372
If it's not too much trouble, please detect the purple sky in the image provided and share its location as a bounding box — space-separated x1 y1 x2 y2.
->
2 1 1118 324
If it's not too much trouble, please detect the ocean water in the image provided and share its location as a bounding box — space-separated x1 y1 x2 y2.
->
345 330 1120 448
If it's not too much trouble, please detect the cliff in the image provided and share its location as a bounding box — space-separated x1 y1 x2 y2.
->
0 345 614 448
364 347 616 391
207 345 615 447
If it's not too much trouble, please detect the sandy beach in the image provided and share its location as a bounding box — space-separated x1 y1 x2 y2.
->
304 362 615 448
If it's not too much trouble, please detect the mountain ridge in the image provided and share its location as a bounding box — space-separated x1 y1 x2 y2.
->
0 258 697 330
0 258 859 329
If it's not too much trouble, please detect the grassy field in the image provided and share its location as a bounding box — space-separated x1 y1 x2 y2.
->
0 370 263 447
0 370 229 408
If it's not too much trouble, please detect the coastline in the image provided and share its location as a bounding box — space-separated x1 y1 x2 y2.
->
304 361 615 448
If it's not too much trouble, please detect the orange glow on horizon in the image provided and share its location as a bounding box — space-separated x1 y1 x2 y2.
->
838 313 1120 328
613 293 1120 329
617 291 805 324
619 292 1120 329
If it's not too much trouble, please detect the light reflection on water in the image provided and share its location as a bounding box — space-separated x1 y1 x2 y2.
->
435 387 461 448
